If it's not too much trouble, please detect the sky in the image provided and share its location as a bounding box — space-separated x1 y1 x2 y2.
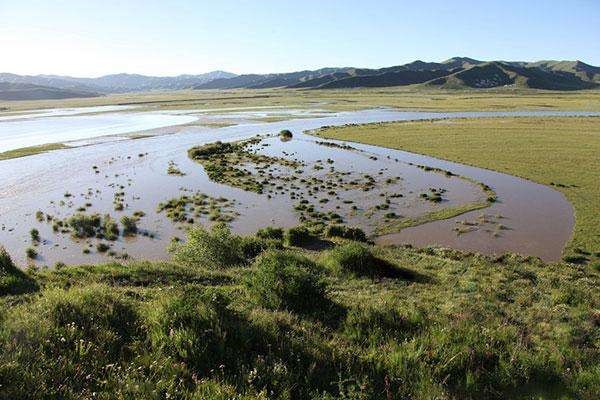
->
1 0 599 77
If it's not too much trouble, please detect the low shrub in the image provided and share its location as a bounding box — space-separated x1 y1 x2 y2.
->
245 250 327 314
30 228 40 242
323 242 377 275
239 236 282 260
103 215 119 240
284 226 314 247
96 243 110 253
256 227 284 241
26 247 37 259
279 129 293 139
188 141 237 160
170 223 245 268
67 213 102 238
0 247 38 295
120 215 138 236
324 225 367 242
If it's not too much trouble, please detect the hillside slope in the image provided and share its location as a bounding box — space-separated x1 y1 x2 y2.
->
0 82 99 101
426 61 598 90
0 71 236 93
194 58 600 91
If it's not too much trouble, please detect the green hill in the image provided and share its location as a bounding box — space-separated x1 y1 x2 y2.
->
193 57 599 91
426 61 598 90
0 82 99 101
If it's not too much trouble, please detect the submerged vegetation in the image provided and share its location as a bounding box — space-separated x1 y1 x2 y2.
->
157 191 238 224
188 138 300 194
313 117 600 261
0 223 598 399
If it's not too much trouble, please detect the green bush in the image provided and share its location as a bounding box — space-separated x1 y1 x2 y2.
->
120 215 138 236
245 250 327 313
240 236 282 260
30 228 40 242
0 247 38 296
324 225 367 242
26 247 37 259
256 227 284 241
103 215 119 240
284 226 314 247
170 223 245 268
279 129 293 139
323 242 377 275
96 242 110 253
67 213 102 238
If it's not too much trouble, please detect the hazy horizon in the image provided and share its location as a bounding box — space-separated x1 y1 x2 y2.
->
1 0 599 77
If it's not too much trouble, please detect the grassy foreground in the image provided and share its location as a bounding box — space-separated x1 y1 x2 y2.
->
1 224 599 399
313 117 600 261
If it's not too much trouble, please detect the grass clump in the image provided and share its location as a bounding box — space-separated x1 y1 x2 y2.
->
26 247 38 259
323 242 377 276
279 129 293 139
170 223 245 268
30 228 40 243
256 226 284 241
66 213 102 238
103 215 119 240
120 215 138 236
324 224 367 242
244 250 327 314
0 247 38 295
284 226 314 247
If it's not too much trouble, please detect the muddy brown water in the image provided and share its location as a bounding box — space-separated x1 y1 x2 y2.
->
1 109 595 266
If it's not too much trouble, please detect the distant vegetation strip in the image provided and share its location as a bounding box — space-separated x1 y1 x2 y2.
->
0 143 68 161
4 87 600 113
313 116 600 262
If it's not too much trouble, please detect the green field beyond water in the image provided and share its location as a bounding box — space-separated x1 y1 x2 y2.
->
314 116 600 262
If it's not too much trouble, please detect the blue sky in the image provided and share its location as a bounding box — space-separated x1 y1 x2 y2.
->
1 0 599 76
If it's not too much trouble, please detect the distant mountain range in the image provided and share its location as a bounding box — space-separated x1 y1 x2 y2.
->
0 71 235 100
195 58 600 90
1 58 599 101
0 82 99 101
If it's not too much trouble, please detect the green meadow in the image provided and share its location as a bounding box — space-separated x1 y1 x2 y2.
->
1 224 599 399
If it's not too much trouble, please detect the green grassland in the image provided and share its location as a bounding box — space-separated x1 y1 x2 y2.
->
3 87 600 113
313 117 600 261
0 143 69 161
1 224 599 399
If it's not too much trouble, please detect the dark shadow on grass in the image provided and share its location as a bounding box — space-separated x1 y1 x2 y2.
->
371 257 431 282
1 247 39 296
299 237 335 251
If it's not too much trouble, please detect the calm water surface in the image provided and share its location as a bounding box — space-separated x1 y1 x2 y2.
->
0 108 595 265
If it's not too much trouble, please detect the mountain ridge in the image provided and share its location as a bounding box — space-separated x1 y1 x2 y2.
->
0 71 236 94
1 58 599 101
192 57 599 91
